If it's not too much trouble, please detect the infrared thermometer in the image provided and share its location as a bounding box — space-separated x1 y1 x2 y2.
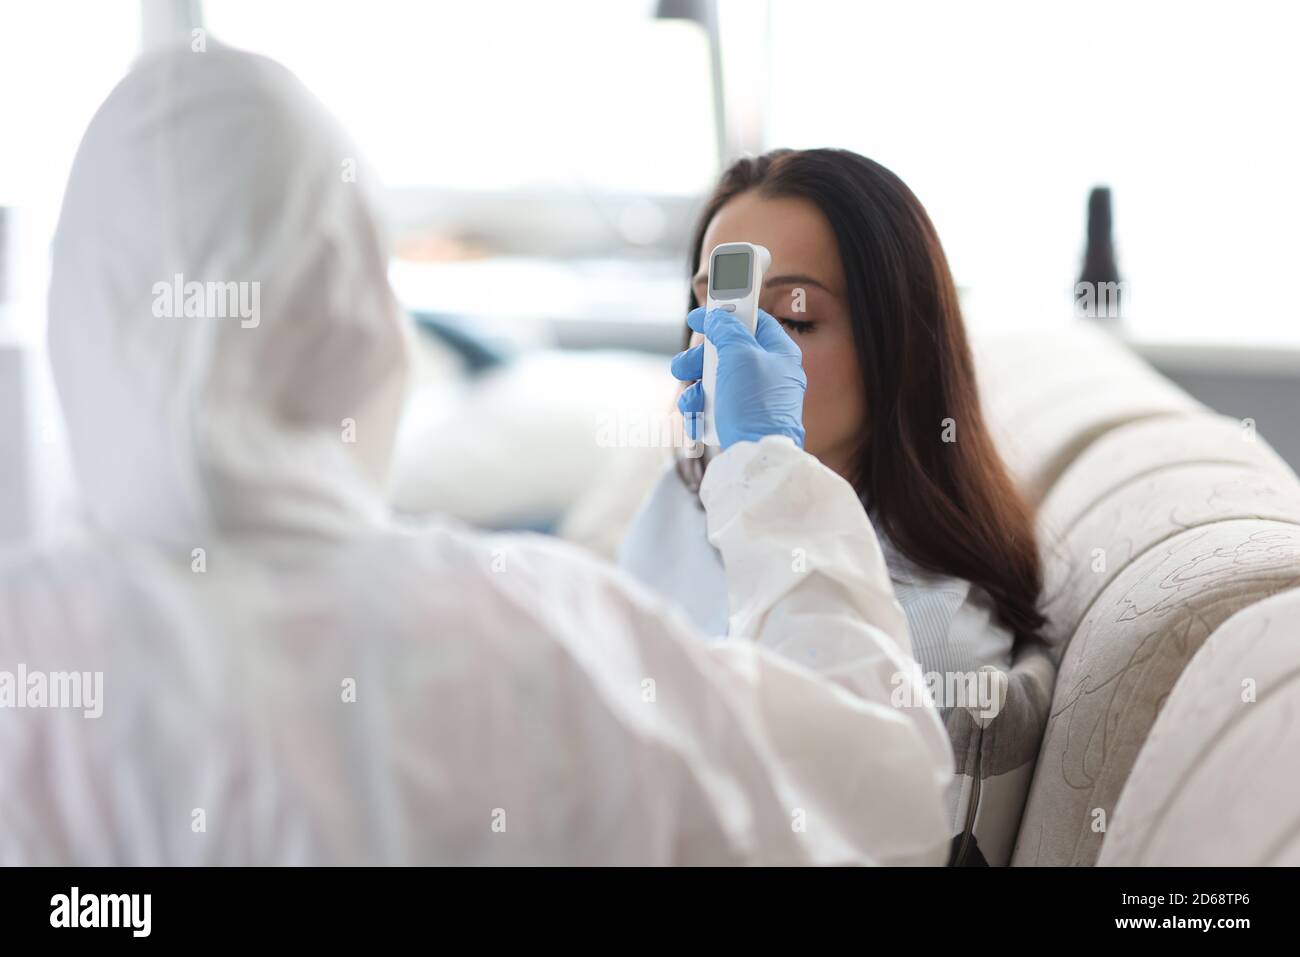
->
699 242 771 446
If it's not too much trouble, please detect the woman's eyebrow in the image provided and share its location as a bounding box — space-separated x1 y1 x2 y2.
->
691 271 833 292
764 273 833 292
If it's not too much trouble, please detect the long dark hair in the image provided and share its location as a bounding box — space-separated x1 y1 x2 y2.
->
681 148 1046 642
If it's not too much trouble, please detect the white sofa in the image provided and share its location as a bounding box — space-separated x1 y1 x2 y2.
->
973 323 1300 866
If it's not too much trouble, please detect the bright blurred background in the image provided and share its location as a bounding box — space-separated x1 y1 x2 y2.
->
3 0 1300 542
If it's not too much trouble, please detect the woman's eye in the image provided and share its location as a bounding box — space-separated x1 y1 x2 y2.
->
778 317 815 335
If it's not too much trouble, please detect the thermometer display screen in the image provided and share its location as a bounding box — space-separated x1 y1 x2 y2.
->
711 252 751 293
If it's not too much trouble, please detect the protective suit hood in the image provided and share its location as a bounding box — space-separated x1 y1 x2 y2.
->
49 43 408 546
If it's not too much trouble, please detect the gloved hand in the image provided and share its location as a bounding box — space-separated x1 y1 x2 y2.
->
671 306 807 450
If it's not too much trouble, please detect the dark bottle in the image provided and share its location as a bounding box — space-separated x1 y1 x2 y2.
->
1077 186 1124 322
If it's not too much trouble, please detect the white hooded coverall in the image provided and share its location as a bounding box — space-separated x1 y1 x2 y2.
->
0 45 953 865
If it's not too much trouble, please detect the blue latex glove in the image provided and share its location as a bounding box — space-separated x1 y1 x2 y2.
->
671 307 807 450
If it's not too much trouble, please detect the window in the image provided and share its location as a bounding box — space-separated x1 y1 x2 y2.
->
765 0 1300 343
204 0 719 258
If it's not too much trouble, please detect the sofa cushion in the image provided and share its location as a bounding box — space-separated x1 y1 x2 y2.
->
1036 413 1300 643
972 325 1202 505
1012 520 1300 866
1099 587 1300 866
1038 411 1297 534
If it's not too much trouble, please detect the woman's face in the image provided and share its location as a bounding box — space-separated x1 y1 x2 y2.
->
693 191 867 480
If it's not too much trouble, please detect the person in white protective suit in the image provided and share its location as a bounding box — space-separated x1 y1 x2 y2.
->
0 44 953 865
